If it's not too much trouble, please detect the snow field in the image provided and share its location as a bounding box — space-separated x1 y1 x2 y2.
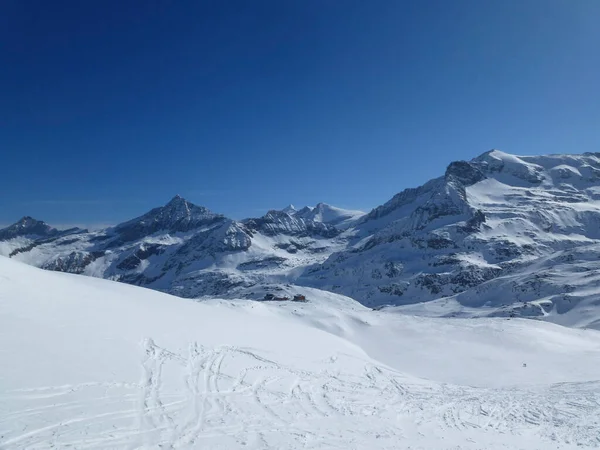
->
1 257 600 449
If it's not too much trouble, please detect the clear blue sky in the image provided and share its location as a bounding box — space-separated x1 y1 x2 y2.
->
1 0 599 227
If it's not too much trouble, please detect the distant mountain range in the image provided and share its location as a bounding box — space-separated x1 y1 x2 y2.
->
4 149 600 329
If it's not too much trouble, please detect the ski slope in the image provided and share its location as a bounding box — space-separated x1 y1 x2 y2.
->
1 256 600 449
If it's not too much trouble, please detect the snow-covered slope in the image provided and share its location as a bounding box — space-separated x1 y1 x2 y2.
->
2 256 600 449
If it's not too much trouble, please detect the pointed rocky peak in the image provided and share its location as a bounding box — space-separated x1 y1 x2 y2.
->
162 195 210 216
114 196 226 242
16 216 44 227
262 209 294 220
166 194 186 207
281 204 297 214
155 195 222 221
0 216 58 241
299 203 366 228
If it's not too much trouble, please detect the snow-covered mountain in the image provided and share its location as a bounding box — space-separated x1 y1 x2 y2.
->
5 150 600 329
0 216 82 242
0 195 350 298
301 150 600 328
2 255 599 449
276 203 365 229
114 194 226 242
294 202 366 229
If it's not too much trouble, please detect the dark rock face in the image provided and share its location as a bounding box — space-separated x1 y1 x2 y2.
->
363 179 440 222
43 251 106 274
445 161 486 186
275 240 308 254
172 221 252 261
245 211 339 239
378 283 407 297
426 236 455 249
463 210 486 232
117 272 166 287
237 256 287 271
117 244 164 270
170 270 256 298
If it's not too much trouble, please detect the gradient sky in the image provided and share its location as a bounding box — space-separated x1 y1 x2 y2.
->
1 0 599 227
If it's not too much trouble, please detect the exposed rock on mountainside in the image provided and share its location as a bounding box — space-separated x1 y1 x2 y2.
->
4 150 600 328
0 197 347 299
299 150 600 328
113 195 226 243
0 216 64 241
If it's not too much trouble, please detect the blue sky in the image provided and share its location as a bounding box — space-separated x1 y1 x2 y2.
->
1 0 599 227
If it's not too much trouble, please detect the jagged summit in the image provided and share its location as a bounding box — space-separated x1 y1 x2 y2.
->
114 195 225 241
0 216 57 240
166 194 186 205
16 216 45 228
159 195 218 219
245 208 339 238
281 204 296 214
296 203 365 228
270 203 365 229
163 194 201 210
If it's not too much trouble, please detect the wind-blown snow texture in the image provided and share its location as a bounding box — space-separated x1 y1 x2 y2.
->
2 256 599 449
5 150 600 328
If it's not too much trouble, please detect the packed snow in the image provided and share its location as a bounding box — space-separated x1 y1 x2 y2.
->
1 256 600 449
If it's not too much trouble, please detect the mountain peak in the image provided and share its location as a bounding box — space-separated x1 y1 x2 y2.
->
0 216 57 241
167 194 185 204
472 148 506 161
159 195 223 220
114 196 225 241
281 204 296 214
165 194 191 208
163 194 193 215
17 216 43 226
295 203 365 229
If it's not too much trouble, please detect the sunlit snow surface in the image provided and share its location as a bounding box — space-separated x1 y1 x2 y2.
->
1 256 599 449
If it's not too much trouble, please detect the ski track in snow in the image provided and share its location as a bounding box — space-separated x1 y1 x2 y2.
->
2 340 599 449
